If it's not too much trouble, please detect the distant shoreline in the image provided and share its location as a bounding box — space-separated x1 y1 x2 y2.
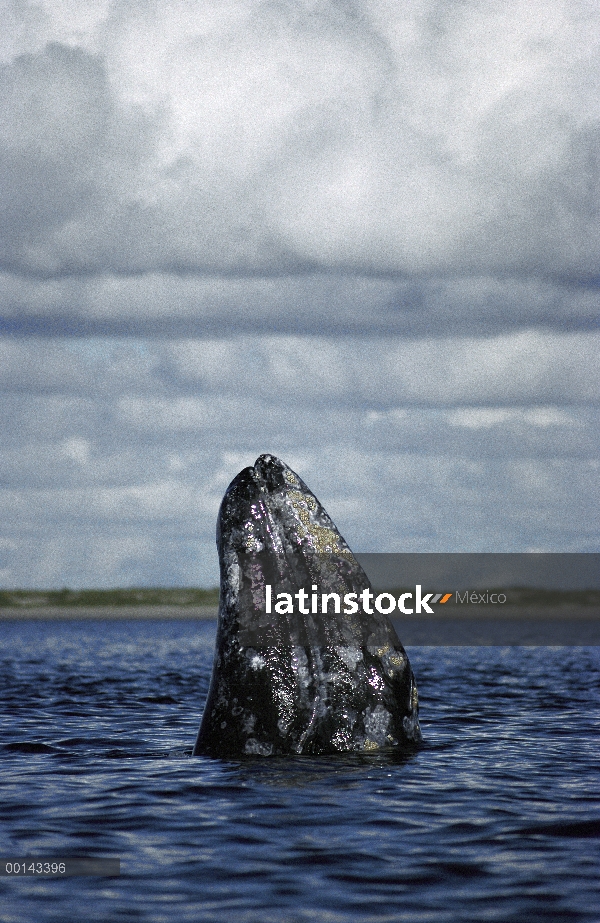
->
1 588 599 627
0 588 220 610
1 604 598 621
2 587 600 610
0 605 220 620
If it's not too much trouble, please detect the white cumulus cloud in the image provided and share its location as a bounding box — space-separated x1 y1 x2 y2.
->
0 0 597 333
1 1 598 586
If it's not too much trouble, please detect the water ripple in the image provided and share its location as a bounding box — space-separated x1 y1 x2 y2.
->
0 620 598 922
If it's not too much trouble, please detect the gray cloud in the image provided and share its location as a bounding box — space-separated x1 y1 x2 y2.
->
0 335 597 587
0 0 598 329
2 331 598 407
1 3 598 587
163 332 600 406
1 272 598 336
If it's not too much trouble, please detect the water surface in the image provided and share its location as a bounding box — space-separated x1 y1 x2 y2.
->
1 618 599 922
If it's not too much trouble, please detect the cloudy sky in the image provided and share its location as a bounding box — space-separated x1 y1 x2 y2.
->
1 0 598 588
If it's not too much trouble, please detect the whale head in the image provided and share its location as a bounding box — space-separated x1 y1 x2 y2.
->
194 454 421 757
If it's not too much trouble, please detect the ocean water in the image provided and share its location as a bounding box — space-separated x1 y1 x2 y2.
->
0 617 599 923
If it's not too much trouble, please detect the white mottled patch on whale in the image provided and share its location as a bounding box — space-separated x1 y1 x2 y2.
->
335 646 363 671
244 739 273 756
247 650 266 670
291 645 311 690
364 703 391 745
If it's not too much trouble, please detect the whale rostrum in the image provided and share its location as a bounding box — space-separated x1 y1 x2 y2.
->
193 454 421 757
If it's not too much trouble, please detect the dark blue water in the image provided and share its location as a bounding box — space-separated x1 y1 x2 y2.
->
1 618 599 923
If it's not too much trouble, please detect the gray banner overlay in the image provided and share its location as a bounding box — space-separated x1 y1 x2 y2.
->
391 614 600 646
1 859 120 877
354 553 600 594
236 553 599 646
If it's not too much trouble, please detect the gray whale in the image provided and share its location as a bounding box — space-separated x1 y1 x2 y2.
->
193 454 421 757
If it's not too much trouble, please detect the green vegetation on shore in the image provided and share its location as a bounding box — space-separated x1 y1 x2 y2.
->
0 588 219 608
